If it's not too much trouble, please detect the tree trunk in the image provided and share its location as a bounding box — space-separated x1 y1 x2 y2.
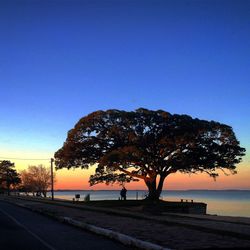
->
144 175 166 201
157 174 166 197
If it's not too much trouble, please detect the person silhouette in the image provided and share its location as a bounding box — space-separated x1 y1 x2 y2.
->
120 187 127 200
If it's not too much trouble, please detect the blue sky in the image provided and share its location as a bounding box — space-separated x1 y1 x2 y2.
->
0 0 249 164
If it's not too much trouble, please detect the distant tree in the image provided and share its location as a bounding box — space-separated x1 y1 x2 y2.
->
20 165 54 197
0 160 21 195
54 109 245 201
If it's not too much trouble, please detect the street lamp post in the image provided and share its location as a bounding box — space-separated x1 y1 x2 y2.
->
51 158 54 201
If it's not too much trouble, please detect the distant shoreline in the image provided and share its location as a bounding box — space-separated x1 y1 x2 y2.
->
54 189 250 192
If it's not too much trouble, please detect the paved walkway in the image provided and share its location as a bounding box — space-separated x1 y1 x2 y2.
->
2 196 250 249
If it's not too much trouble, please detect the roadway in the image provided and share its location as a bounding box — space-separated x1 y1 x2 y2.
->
0 200 129 250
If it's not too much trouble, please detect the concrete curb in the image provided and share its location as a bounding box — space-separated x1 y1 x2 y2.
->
2 198 170 250
62 216 169 250
4 196 250 241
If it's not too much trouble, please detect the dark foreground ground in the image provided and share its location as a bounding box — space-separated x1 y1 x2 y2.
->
0 200 129 250
2 196 250 249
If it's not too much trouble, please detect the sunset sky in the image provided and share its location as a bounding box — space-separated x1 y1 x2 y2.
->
0 0 249 190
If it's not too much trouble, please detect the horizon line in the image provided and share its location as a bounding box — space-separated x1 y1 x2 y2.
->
53 189 250 191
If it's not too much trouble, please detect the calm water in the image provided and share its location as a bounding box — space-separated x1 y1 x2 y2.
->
53 190 250 217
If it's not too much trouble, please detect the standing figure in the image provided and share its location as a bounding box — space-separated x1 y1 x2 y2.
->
120 187 127 200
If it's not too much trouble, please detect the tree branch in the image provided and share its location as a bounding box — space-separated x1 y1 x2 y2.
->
115 166 149 181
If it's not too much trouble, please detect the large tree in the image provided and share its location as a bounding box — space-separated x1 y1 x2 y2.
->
0 160 21 195
55 109 245 200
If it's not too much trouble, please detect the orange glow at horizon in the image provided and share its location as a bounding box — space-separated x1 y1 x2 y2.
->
10 155 250 191
53 162 250 190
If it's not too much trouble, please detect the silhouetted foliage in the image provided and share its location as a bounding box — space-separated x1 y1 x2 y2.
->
0 160 21 195
20 165 55 197
55 108 245 200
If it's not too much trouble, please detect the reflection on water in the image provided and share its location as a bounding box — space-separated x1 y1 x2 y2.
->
163 190 250 217
206 199 250 217
53 190 250 217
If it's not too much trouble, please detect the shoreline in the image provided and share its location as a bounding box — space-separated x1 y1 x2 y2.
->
21 189 250 218
54 189 250 191
13 190 250 218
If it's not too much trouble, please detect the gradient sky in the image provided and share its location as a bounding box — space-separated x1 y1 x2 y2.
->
0 0 249 190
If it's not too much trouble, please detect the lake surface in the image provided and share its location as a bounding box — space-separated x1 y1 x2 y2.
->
53 190 250 217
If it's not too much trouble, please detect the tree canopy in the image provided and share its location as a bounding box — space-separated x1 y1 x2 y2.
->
0 160 21 195
20 165 54 197
55 108 245 200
